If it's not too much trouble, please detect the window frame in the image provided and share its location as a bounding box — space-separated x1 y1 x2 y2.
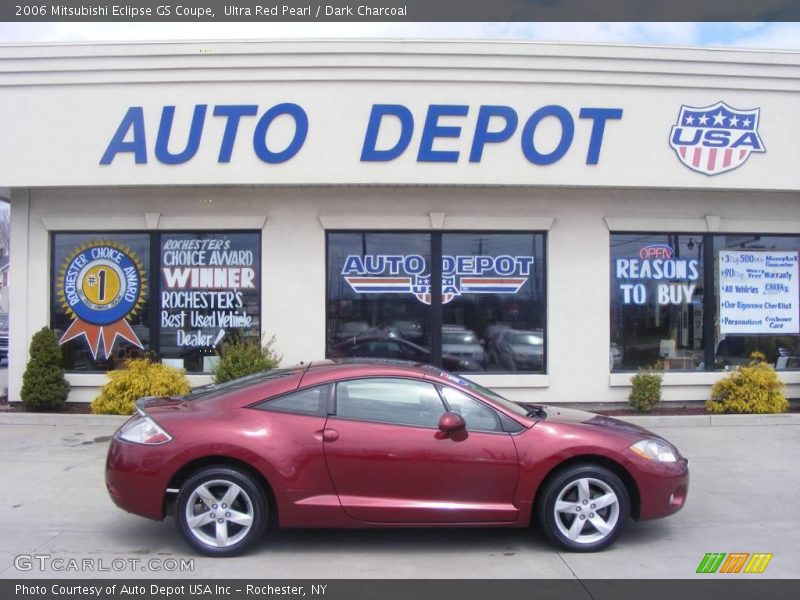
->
436 384 506 434
249 383 333 418
330 376 447 430
610 230 800 373
325 229 548 374
50 229 263 374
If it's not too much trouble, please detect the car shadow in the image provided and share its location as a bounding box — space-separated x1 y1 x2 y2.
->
260 527 553 554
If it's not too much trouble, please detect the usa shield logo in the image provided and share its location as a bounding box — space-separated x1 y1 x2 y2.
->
669 101 765 176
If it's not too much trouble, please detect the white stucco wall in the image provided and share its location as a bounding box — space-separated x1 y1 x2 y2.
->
8 185 800 404
2 40 800 404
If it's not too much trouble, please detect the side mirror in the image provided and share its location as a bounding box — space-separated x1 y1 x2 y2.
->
438 411 466 433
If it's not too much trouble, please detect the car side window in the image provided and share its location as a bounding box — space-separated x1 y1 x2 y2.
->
251 384 330 417
440 386 503 432
335 378 445 428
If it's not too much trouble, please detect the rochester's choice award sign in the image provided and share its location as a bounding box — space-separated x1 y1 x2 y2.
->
719 251 799 334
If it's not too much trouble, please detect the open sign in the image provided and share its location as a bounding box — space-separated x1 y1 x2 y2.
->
639 244 674 260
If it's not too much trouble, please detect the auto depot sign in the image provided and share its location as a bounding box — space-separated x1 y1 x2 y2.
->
99 103 623 167
0 82 789 189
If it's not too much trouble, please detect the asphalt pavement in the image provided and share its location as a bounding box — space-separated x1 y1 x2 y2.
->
0 413 798 579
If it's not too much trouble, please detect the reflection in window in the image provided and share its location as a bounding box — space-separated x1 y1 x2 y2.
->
442 233 545 373
335 378 444 427
327 232 433 359
326 232 547 374
440 386 502 432
253 384 330 416
610 234 704 371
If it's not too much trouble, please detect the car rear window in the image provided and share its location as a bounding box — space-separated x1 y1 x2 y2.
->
184 368 299 401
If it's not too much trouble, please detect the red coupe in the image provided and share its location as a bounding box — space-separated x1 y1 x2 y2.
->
105 361 688 556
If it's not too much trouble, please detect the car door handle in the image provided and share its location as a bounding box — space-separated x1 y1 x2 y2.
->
318 428 339 442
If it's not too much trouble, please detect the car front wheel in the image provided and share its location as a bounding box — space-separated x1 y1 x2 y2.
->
537 464 630 552
175 466 268 557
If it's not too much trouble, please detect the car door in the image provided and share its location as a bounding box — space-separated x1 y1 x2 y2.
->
322 377 519 523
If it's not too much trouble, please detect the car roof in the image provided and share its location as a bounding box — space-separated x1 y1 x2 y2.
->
299 359 437 387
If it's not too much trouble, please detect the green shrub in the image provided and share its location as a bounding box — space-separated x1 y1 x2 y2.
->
91 358 190 415
628 364 663 412
213 335 281 384
707 352 788 414
20 327 70 411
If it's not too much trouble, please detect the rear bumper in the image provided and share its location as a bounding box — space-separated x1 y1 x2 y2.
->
105 436 172 520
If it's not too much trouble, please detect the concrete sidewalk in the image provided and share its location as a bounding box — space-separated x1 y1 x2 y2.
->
0 415 797 579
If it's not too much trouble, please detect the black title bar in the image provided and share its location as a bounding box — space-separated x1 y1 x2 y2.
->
5 580 800 600
3 0 800 22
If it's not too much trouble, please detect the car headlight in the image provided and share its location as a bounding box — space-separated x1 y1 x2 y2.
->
629 439 678 462
118 416 172 445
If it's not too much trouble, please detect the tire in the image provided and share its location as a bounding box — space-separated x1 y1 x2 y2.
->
175 466 268 557
536 463 630 552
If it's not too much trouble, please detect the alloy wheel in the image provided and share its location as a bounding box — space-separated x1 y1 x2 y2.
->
553 477 620 545
184 479 255 548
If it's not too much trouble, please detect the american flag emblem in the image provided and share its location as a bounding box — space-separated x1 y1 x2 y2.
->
669 101 765 176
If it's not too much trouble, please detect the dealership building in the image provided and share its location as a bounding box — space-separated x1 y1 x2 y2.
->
1 39 799 404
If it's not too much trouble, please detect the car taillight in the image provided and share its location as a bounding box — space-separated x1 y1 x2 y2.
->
118 415 172 445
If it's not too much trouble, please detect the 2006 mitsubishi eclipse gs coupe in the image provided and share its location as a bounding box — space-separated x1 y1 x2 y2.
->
106 361 688 556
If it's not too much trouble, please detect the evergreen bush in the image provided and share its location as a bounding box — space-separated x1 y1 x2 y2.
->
628 364 663 413
20 327 70 411
91 358 190 415
213 335 281 384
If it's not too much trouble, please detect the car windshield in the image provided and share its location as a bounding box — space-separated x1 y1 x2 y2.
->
511 333 543 346
442 331 478 345
184 367 299 401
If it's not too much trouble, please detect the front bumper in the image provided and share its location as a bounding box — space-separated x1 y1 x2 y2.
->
632 456 690 520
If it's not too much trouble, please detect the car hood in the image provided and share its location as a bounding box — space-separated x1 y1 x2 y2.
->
526 404 658 438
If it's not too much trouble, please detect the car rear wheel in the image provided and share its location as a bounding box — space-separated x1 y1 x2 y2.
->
536 463 629 552
175 466 267 557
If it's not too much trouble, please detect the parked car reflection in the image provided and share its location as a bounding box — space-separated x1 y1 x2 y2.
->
328 336 484 372
493 329 544 372
441 326 487 370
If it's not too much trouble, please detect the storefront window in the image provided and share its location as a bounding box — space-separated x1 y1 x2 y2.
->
326 231 547 373
713 235 800 370
159 232 261 373
51 231 261 373
610 234 704 371
327 232 432 360
442 233 545 373
52 233 151 371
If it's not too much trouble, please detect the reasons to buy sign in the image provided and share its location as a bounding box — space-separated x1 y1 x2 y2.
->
719 251 799 334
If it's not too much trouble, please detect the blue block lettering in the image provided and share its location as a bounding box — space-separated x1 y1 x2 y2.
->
360 104 414 161
155 105 207 165
469 105 518 162
579 107 623 165
417 104 469 163
100 107 148 165
213 105 259 162
521 105 574 165
252 103 308 164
